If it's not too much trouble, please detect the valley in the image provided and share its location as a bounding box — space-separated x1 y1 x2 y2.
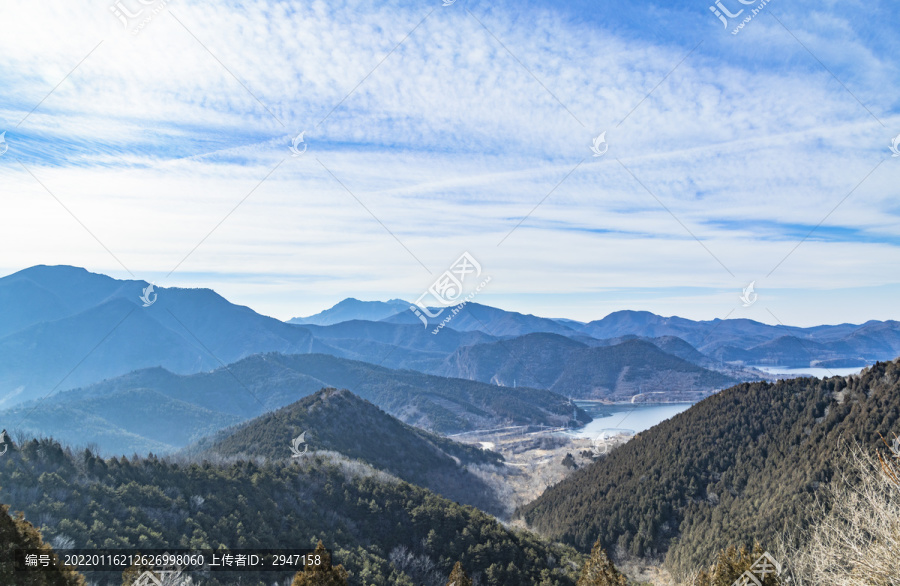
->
1 1 893 582
0 267 895 585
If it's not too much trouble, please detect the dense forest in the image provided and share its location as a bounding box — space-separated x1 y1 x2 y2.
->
0 501 85 585
186 387 508 514
438 336 736 400
519 358 900 577
0 438 582 585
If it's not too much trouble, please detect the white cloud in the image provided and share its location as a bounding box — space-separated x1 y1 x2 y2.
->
0 0 897 325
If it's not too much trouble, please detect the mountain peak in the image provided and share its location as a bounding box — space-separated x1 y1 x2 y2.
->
287 298 411 326
192 385 506 513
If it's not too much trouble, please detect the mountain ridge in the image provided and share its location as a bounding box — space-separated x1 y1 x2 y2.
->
186 387 508 514
518 357 900 577
436 334 738 400
287 298 412 325
0 437 583 585
0 265 893 411
1 352 588 455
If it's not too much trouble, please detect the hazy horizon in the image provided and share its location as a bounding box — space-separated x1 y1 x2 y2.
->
2 0 898 327
2 263 897 328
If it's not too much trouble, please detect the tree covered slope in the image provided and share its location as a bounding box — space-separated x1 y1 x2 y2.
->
0 439 582 585
519 358 900 577
186 387 508 514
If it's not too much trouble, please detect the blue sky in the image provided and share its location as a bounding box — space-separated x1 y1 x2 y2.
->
0 0 898 326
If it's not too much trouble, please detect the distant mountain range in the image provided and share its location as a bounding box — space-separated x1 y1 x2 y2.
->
306 298 900 369
434 334 737 400
186 387 508 514
0 265 327 406
571 310 900 368
0 352 587 455
0 265 896 413
287 298 412 325
382 302 584 337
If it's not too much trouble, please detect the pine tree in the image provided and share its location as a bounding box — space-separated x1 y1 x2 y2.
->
446 560 473 586
577 539 628 586
692 543 781 586
291 541 349 586
0 501 86 585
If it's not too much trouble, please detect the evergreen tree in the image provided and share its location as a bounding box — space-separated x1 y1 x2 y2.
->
0 501 85 585
522 359 900 577
1 437 581 585
291 541 349 586
692 543 781 586
576 539 627 586
446 560 473 586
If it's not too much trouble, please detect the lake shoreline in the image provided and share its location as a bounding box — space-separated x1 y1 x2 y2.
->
574 399 698 406
566 401 697 438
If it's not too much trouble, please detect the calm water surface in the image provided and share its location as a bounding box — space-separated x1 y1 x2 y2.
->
568 402 694 438
568 365 869 438
752 365 865 378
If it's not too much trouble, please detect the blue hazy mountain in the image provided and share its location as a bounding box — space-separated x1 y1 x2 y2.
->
382 301 583 337
287 297 412 325
0 266 341 407
0 266 731 409
0 352 588 455
1 265 897 412
378 302 898 368
292 319 500 372
568 310 900 367
435 334 738 400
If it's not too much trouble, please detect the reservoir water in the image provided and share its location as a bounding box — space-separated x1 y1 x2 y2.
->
567 365 869 439
752 365 865 378
568 402 694 438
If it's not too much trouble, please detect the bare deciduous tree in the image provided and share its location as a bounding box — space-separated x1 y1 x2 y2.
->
785 441 900 586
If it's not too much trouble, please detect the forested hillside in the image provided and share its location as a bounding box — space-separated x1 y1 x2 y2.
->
519 358 900 577
1 352 588 455
438 336 736 399
0 439 582 585
187 387 508 514
0 501 85 585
